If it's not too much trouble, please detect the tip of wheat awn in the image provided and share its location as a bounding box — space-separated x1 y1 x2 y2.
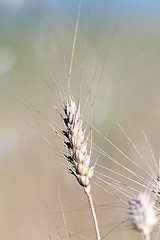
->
128 188 158 240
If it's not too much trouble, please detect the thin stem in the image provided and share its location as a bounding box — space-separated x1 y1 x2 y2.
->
143 234 150 240
85 189 101 240
58 188 68 240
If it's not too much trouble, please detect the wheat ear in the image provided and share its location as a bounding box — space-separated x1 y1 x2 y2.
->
128 188 158 240
62 95 101 240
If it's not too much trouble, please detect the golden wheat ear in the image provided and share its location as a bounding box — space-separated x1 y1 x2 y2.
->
128 187 158 240
61 94 100 240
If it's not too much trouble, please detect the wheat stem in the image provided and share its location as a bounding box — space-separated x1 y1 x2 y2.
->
143 234 150 240
85 189 101 240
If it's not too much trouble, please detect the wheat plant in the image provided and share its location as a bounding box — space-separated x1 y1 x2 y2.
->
61 94 100 239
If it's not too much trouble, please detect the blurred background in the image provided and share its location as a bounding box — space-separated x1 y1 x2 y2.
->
1 0 160 239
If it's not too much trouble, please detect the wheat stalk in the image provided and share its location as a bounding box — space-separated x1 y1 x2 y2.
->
62 95 101 240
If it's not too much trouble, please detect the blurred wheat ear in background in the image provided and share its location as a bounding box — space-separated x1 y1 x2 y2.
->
128 188 158 240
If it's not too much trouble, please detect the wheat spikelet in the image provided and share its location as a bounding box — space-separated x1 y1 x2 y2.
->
63 95 94 195
128 188 158 240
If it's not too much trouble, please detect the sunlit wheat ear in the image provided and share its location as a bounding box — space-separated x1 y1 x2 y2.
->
128 188 158 240
63 95 94 194
62 94 100 240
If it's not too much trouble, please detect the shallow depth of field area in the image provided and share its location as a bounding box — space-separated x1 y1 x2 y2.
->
1 1 160 240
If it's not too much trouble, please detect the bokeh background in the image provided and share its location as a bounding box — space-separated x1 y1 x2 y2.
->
1 0 160 239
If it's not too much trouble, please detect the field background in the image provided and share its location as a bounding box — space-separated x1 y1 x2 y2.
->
0 0 160 239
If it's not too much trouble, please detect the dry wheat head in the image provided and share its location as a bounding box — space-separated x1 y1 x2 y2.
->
62 95 94 194
128 189 158 239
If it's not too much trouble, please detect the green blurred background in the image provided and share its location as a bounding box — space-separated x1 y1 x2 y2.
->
0 0 160 239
